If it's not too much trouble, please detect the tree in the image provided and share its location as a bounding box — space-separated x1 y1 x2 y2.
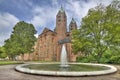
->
72 1 120 63
4 21 36 61
0 47 3 54
4 39 17 60
0 46 7 58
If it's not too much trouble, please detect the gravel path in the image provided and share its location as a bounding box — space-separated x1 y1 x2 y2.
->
0 64 120 80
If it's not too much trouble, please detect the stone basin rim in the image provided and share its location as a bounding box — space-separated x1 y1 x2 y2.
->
15 63 117 77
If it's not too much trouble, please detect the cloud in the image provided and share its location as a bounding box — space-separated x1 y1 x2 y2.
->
0 13 19 46
51 0 58 6
65 0 112 25
29 6 58 32
0 0 113 46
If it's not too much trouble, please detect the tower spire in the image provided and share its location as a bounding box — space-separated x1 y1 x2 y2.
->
59 5 64 13
69 18 77 31
71 17 76 23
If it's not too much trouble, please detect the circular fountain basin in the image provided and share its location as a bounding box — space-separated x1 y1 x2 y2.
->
15 63 117 76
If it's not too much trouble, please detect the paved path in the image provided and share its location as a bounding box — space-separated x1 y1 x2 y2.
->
0 64 120 80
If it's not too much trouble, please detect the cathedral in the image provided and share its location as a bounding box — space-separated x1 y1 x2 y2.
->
33 7 78 61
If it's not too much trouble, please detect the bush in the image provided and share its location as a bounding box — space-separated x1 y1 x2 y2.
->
99 57 111 64
76 56 96 63
109 56 120 64
76 51 120 64
99 53 112 63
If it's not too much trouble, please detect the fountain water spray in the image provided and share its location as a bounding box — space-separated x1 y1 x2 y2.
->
60 44 69 67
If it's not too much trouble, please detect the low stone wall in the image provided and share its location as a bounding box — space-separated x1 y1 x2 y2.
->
15 63 117 77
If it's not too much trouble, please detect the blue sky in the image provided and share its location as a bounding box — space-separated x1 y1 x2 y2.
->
0 0 112 46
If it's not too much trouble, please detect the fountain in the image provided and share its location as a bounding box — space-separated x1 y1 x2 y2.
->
60 44 69 67
15 38 117 76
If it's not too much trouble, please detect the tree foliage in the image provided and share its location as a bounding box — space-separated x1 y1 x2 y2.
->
0 46 7 58
72 1 120 63
4 21 36 60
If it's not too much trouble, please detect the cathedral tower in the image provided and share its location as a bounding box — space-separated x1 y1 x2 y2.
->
69 18 77 31
55 6 67 41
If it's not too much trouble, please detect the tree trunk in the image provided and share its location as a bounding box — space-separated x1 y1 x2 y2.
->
21 54 24 62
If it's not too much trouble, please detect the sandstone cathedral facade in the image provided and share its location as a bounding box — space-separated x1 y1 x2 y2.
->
33 7 78 61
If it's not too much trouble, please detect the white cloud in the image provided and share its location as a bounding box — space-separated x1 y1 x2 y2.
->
0 0 112 46
30 6 58 31
65 0 112 24
34 34 39 38
51 0 58 6
0 13 19 46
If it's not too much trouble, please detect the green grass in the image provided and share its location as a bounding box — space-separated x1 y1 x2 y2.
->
23 64 109 71
28 60 59 63
0 61 23 65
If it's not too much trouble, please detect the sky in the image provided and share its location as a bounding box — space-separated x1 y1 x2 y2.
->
0 0 112 46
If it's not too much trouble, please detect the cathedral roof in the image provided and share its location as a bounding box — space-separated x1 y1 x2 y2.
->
58 38 71 44
42 27 54 33
38 27 56 37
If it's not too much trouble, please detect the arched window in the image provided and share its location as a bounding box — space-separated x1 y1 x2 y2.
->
58 19 61 22
71 27 73 30
58 15 61 18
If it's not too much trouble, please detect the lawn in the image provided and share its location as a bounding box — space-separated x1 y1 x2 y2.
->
0 61 23 65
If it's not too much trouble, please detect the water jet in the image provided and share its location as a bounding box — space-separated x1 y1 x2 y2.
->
60 44 69 68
